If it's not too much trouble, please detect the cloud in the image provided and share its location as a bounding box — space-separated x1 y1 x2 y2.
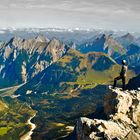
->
0 0 139 32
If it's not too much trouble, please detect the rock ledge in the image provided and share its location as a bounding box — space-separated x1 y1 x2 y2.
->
76 88 140 140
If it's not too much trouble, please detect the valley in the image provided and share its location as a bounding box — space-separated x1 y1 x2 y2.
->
20 113 36 140
0 95 35 140
0 29 139 140
0 85 108 140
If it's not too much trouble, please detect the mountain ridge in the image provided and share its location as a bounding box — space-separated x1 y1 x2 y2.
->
15 48 134 95
0 36 68 87
77 34 126 59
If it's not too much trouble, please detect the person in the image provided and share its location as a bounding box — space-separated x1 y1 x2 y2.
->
113 60 128 90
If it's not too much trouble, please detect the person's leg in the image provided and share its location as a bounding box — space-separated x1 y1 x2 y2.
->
113 76 121 88
122 76 126 90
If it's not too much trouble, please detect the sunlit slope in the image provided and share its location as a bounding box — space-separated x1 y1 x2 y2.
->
0 96 35 140
16 49 134 95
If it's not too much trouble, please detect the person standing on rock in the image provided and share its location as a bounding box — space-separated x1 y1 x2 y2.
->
113 60 128 90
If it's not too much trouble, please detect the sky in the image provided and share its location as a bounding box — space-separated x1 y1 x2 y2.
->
0 0 140 32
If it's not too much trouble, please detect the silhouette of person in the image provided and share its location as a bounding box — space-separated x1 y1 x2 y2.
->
113 60 128 90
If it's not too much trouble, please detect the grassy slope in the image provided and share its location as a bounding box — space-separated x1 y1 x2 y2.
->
14 49 135 139
0 96 35 140
59 49 134 91
16 49 135 95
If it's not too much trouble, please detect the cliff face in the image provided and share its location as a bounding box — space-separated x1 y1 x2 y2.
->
75 88 140 140
78 34 126 59
0 36 67 87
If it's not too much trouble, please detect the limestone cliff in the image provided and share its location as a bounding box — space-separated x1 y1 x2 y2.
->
0 36 67 87
75 88 140 140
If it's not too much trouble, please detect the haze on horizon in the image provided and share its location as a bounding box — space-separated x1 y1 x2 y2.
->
0 0 140 32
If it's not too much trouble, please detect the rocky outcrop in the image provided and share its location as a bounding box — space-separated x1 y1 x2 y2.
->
75 88 140 140
0 36 68 87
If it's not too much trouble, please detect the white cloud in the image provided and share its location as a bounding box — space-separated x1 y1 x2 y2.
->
0 0 139 32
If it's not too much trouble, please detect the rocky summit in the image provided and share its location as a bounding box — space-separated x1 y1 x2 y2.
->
0 36 67 87
75 88 140 140
78 34 126 59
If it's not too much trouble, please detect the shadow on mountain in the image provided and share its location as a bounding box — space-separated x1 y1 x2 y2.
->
127 74 140 90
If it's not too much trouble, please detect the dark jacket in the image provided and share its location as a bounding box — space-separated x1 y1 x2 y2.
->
120 64 128 77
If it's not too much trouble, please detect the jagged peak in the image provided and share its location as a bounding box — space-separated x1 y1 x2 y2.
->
106 35 124 47
6 36 24 46
74 87 140 140
101 33 106 38
122 33 135 40
50 37 61 44
71 42 77 49
12 36 24 42
47 38 65 51
35 35 49 43
98 34 123 48
95 33 107 41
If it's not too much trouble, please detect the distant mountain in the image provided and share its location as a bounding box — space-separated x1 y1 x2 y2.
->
0 33 138 88
77 34 126 59
137 37 140 44
0 28 102 45
0 36 68 87
16 48 127 95
116 33 140 48
116 44 140 73
122 33 135 41
56 32 140 74
114 33 140 72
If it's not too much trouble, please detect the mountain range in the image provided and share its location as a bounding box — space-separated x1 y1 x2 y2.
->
16 48 122 95
0 36 67 87
0 32 138 93
77 33 140 73
77 34 126 59
0 30 140 140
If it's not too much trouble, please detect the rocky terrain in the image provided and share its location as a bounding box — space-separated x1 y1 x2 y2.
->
0 31 140 139
0 36 67 87
0 96 35 140
77 34 126 59
16 48 133 95
0 32 139 89
75 88 140 140
78 33 140 73
116 33 140 48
